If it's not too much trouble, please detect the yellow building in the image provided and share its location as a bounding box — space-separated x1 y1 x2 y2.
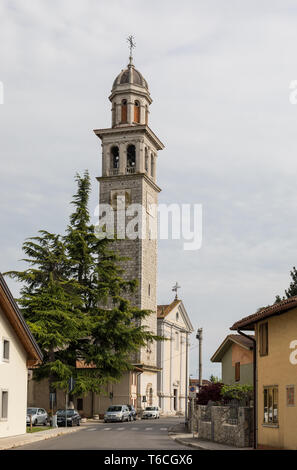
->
231 297 297 450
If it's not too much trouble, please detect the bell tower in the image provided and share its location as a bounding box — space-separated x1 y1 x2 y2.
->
94 48 164 409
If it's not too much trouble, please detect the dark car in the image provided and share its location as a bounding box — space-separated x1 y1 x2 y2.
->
126 404 137 421
56 409 81 427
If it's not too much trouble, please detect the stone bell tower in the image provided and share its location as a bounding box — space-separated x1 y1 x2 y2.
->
94 49 164 408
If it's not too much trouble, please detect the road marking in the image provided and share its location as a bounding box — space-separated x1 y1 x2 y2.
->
86 427 97 431
117 427 125 431
131 427 139 430
145 427 153 431
160 428 168 431
103 427 111 431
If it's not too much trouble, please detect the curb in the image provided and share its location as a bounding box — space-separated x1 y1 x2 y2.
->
170 434 206 450
0 426 82 450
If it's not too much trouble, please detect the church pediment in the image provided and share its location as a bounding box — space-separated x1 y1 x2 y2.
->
157 299 194 333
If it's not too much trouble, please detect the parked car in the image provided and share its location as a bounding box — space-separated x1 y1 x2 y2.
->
127 404 137 421
142 406 160 419
26 407 48 426
104 405 130 423
56 409 81 427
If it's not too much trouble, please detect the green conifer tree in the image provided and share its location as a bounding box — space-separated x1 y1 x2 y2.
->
6 171 160 398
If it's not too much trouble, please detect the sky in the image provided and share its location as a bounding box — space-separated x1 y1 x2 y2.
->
1 0 297 380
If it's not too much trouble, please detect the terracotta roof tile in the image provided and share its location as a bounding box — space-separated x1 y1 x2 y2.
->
157 299 181 319
230 296 297 331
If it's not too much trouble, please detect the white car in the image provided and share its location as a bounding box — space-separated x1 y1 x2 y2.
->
104 405 131 423
142 406 160 419
26 407 48 426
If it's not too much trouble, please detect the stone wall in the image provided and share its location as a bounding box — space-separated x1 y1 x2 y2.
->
197 405 253 448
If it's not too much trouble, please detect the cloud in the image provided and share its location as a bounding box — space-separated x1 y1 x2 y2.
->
1 0 297 379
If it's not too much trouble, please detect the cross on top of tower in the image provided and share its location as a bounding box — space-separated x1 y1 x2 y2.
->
172 282 181 300
127 35 136 65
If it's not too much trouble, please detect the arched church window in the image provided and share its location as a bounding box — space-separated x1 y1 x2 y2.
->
134 100 140 123
121 99 127 123
127 144 136 171
149 388 153 406
146 384 153 406
111 146 119 169
151 154 154 178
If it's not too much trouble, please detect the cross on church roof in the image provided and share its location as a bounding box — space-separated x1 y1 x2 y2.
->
127 35 136 64
172 281 181 300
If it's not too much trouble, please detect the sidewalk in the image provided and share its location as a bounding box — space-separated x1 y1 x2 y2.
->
0 426 83 450
168 424 252 451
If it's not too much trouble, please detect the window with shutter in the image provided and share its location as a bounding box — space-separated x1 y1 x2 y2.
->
235 362 240 382
259 322 268 356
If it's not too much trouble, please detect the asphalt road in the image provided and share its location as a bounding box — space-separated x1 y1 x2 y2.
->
16 417 189 450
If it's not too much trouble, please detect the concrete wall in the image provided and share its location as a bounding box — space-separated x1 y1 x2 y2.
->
0 306 28 438
257 308 297 449
197 405 253 448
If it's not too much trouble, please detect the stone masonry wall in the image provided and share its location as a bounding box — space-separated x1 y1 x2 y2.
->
197 405 253 448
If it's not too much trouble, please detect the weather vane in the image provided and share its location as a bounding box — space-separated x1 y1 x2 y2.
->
127 35 136 61
172 281 181 300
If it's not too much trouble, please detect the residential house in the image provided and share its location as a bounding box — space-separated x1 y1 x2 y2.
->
0 274 42 438
231 296 297 450
211 334 254 385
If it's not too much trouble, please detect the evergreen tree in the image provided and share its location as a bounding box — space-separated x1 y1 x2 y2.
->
275 266 297 303
5 231 88 392
6 171 160 397
64 171 159 395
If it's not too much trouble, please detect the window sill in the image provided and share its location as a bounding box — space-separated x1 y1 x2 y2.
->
262 423 279 428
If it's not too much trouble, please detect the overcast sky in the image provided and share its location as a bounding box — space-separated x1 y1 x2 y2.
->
1 0 297 380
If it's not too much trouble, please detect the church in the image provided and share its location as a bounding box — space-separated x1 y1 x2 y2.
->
28 47 193 417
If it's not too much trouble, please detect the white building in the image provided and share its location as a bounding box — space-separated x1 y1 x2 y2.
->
157 299 194 415
0 274 42 438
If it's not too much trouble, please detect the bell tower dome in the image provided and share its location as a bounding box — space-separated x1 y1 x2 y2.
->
110 56 151 128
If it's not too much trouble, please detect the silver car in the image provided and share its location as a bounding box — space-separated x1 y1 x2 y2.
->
26 407 48 426
104 405 131 423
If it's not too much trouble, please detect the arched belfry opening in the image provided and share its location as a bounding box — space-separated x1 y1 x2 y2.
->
111 146 119 171
127 144 136 173
134 100 140 123
121 99 127 123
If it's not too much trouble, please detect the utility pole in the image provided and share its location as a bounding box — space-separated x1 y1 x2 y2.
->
184 331 189 427
196 328 203 387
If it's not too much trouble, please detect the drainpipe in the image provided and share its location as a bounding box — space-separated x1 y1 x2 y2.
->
237 329 257 450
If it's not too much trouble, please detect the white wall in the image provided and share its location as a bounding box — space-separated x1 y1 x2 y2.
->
0 306 28 438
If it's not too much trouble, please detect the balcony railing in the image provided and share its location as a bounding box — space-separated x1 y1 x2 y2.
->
126 167 136 174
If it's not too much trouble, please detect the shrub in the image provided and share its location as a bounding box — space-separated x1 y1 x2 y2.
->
221 384 253 403
196 382 223 405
